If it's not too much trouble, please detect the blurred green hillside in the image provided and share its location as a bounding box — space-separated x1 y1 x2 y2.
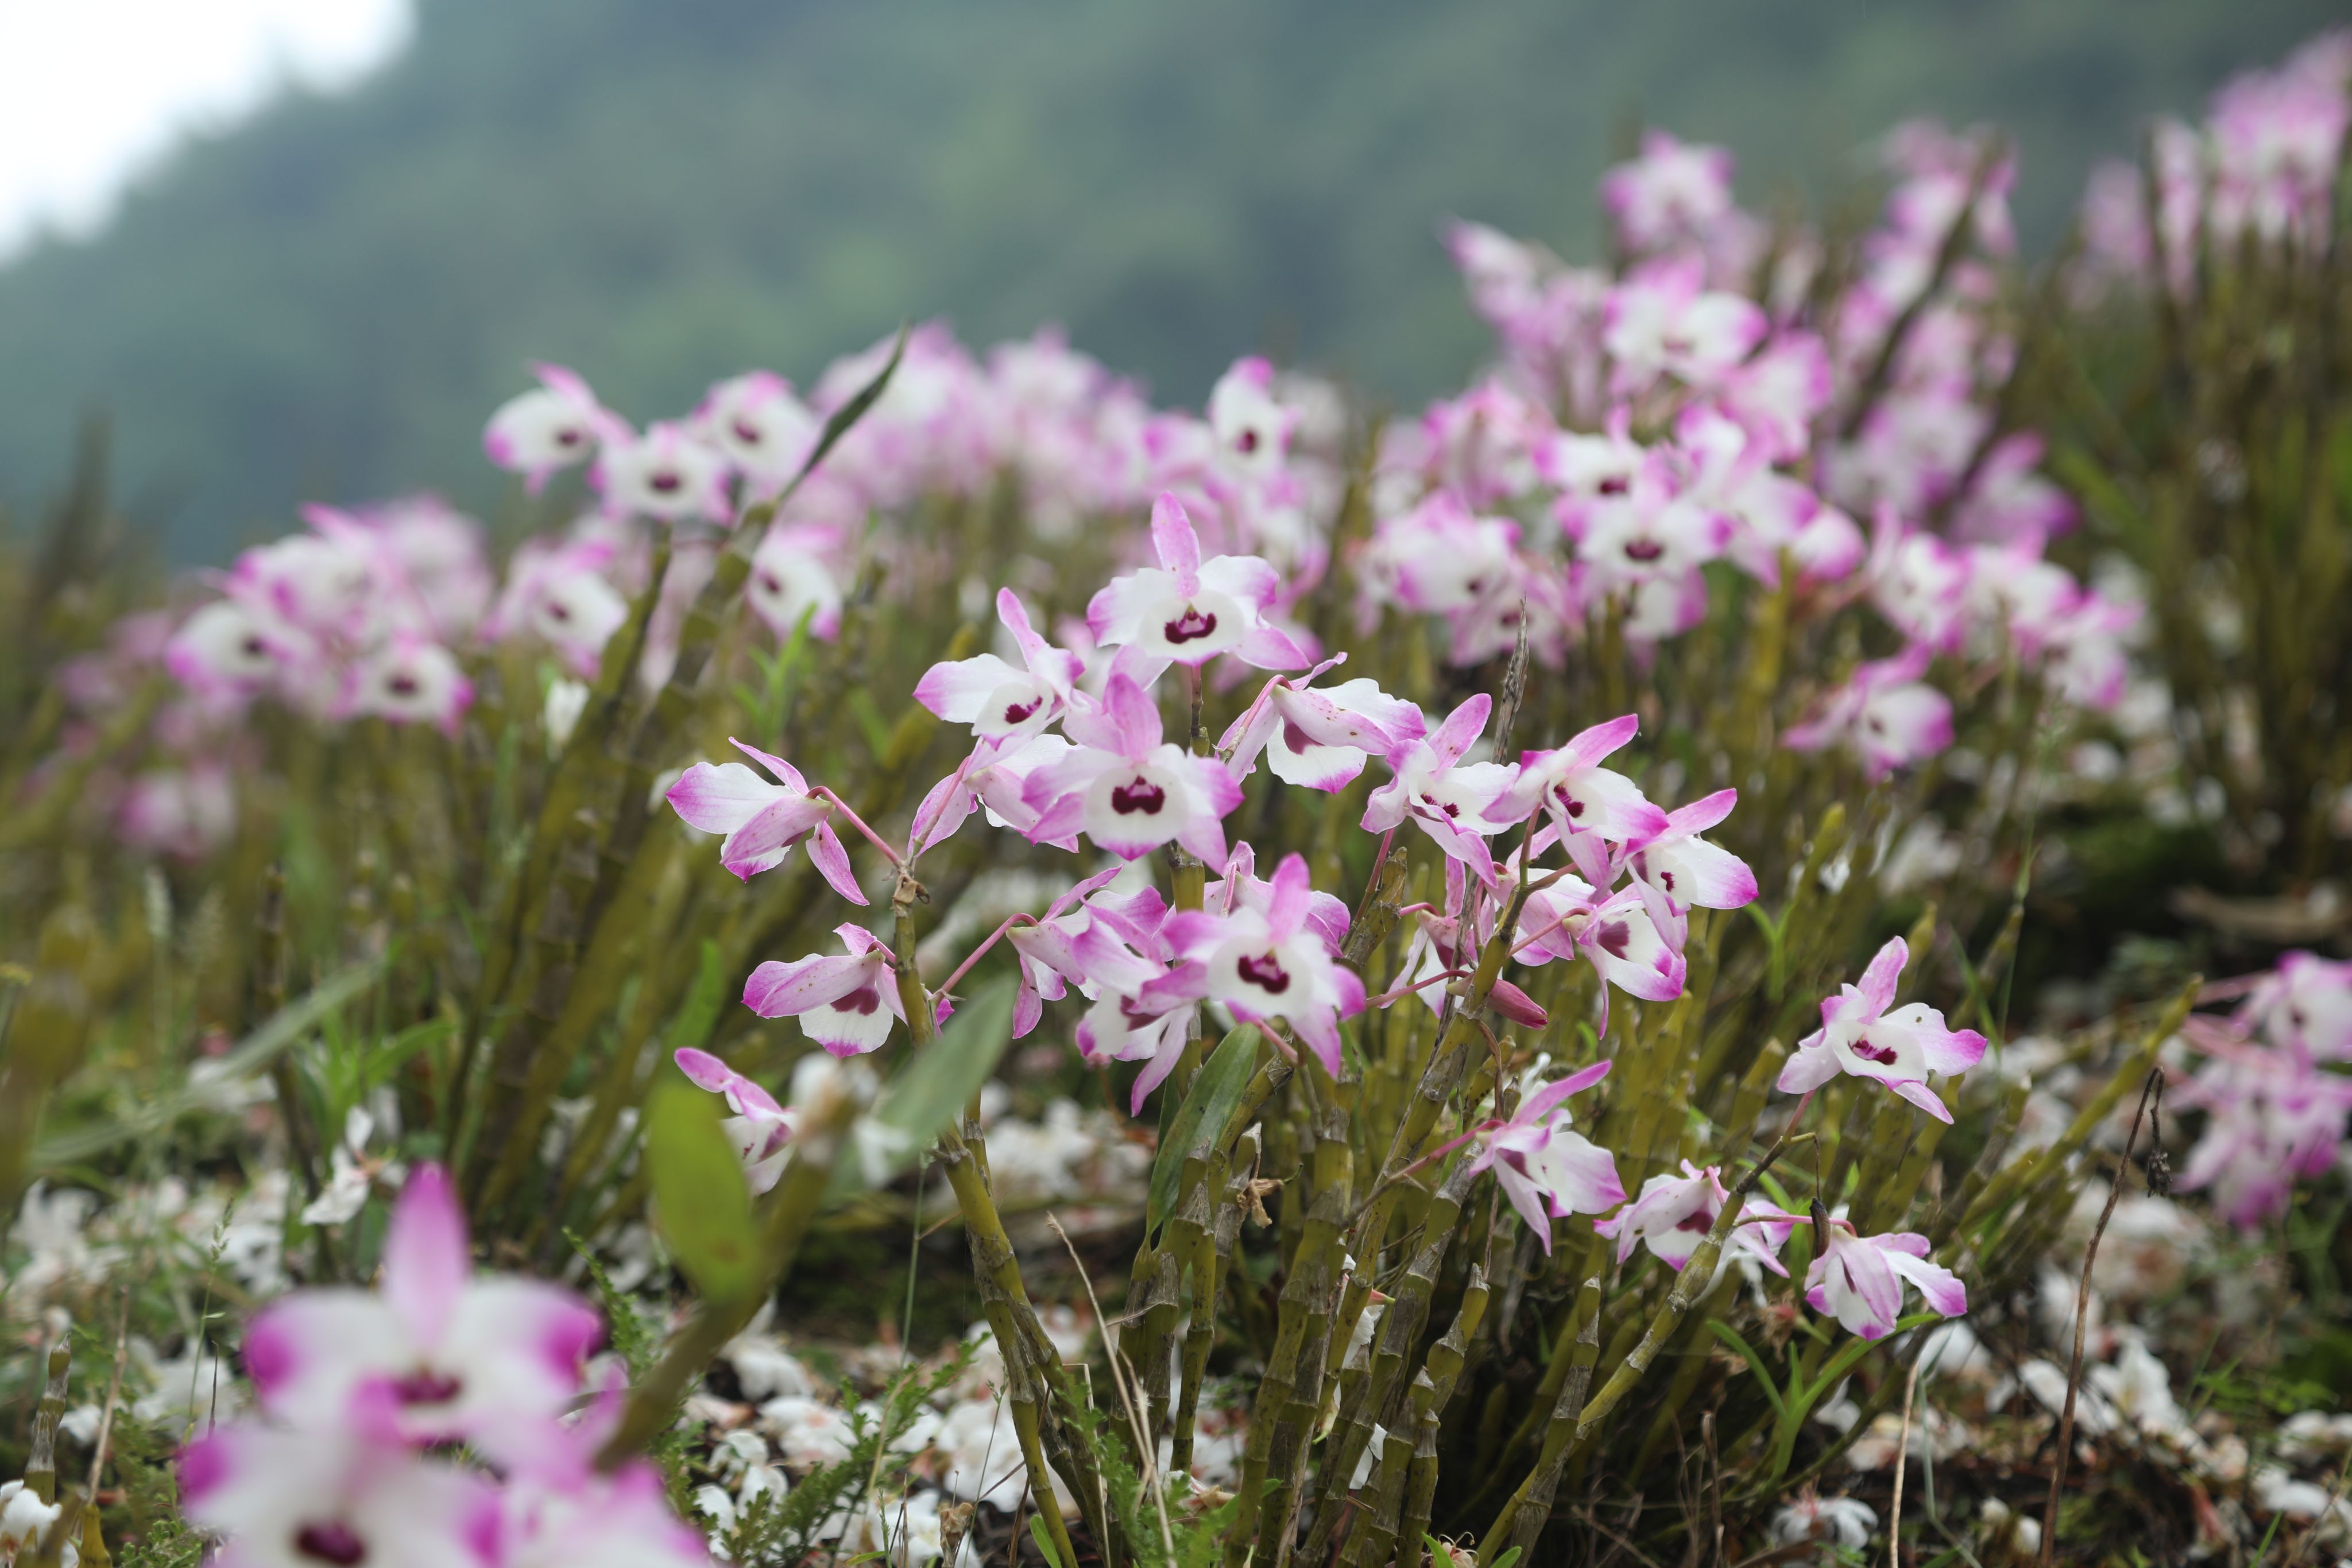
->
0 0 2338 562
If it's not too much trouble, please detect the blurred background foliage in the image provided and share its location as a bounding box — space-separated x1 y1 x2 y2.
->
0 0 2345 563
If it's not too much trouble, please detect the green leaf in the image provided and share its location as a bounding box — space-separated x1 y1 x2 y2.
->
1491 1548 1525 1568
644 1078 760 1304
1809 1310 1945 1396
1147 1025 1262 1232
34 958 384 1168
1707 1320 1788 1419
666 939 728 1055
830 978 1018 1200
1027 1514 1065 1568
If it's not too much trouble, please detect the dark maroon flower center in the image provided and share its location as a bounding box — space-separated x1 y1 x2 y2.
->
555 427 583 448
1850 1035 1899 1065
393 1368 463 1406
1281 720 1315 755
1674 1203 1717 1233
649 470 681 493
1120 997 1160 1028
1237 953 1292 994
386 673 420 698
840 985 883 1016
293 1521 369 1565
242 636 269 658
1594 920 1633 959
733 417 763 446
1003 697 1043 725
1111 777 1166 815
1598 474 1630 496
1236 428 1260 454
1624 538 1664 562
548 601 573 622
1164 606 1218 645
1554 783 1587 819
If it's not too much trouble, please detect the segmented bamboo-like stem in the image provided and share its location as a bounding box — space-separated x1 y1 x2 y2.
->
1171 1128 1257 1477
25 1329 71 1504
1505 1279 1601 1566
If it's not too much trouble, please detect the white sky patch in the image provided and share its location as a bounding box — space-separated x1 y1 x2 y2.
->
0 0 413 258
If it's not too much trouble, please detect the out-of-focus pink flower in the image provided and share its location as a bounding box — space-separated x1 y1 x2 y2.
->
2239 951 2352 1060
1138 851 1364 1076
1603 256 1767 396
1022 673 1241 864
593 420 731 524
118 764 237 861
241 1166 602 1460
1781 645 1954 780
338 634 474 736
2176 1029 2352 1230
698 370 819 495
1777 936 1986 1122
484 535 633 678
665 738 866 900
672 1048 800 1194
1602 131 1739 256
1805 1218 1968 1339
745 525 846 641
1464 1060 1624 1254
1206 356 1294 483
180 1426 504 1568
1595 1160 1795 1275
165 598 303 703
484 363 607 494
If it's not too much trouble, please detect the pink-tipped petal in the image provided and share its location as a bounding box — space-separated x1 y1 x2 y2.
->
805 820 869 905
384 1165 470 1345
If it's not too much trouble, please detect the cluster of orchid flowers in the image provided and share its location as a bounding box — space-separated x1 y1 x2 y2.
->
106 102 2170 862
2175 950 2352 1231
2078 29 2351 297
1360 120 2140 781
664 490 1985 1342
180 1166 710 1567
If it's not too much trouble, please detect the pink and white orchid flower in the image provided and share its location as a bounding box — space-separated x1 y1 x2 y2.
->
1490 713 1668 847
916 588 1088 742
1022 673 1241 863
1626 788 1759 939
240 1166 603 1461
1222 667 1427 793
1594 1160 1795 1275
592 419 730 524
1805 1218 1968 1340
1464 1061 1626 1254
1362 692 1519 882
664 738 866 901
180 1426 504 1568
483 363 606 494
744 924 933 1058
1777 936 1986 1122
1136 852 1365 1075
672 1048 801 1194
1781 645 1954 780
337 634 474 736
1085 493 1309 674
